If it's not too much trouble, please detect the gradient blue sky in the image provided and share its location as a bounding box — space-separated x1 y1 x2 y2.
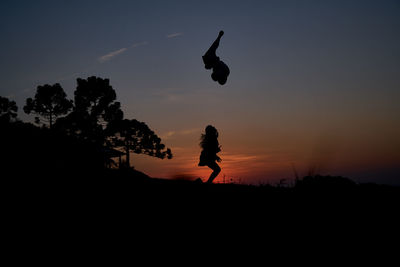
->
1 0 399 184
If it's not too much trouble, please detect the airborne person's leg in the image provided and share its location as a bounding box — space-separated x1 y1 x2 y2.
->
202 31 224 69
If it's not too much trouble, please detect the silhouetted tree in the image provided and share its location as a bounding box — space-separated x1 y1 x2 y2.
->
66 76 123 143
108 119 172 168
0 96 18 123
51 76 171 170
23 83 73 128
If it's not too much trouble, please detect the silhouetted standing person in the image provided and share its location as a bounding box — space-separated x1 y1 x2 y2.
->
202 31 230 85
198 125 221 183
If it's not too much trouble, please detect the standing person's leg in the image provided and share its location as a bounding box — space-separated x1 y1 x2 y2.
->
206 161 221 183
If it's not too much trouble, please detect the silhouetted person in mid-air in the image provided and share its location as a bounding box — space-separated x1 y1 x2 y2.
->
202 31 230 85
198 125 221 183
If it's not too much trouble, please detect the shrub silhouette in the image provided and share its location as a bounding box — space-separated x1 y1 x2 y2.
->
295 174 357 190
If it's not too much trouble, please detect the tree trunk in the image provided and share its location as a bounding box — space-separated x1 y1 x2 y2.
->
125 143 130 168
49 112 53 129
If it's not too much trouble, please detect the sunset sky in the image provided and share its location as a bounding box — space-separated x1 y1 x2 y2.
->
1 0 399 184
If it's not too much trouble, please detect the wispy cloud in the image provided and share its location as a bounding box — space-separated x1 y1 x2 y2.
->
131 41 148 48
162 128 201 140
98 48 128 63
163 131 176 139
222 153 259 163
180 128 200 135
98 41 148 63
152 88 186 102
166 32 183 38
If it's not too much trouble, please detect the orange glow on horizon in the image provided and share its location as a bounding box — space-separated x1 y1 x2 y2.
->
127 121 400 185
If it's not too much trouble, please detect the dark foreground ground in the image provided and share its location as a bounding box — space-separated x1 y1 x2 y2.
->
3 168 399 257
6 168 399 214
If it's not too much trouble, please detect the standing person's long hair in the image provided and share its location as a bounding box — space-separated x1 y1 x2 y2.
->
200 125 221 159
